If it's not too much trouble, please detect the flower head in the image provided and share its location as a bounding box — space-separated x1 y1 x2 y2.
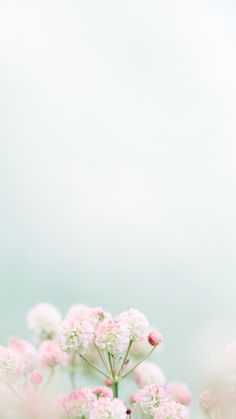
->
90 397 127 419
95 317 129 355
55 388 96 419
135 362 166 387
154 400 189 419
133 385 170 418
27 303 61 342
39 340 67 368
9 337 37 374
0 346 22 384
117 309 149 342
58 316 94 354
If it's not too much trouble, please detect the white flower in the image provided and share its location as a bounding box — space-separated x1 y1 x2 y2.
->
117 309 149 342
27 303 62 342
90 397 127 419
58 316 94 354
95 317 129 355
154 400 189 419
0 347 22 384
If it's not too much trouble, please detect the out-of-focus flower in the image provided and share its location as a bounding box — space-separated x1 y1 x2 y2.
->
148 330 163 348
92 386 113 399
30 369 43 384
134 362 166 387
131 338 151 357
95 317 129 355
168 382 191 406
117 309 149 342
199 389 217 415
55 387 96 419
39 340 67 368
58 316 94 354
0 347 22 384
27 303 62 342
90 397 127 419
154 400 189 419
9 337 38 374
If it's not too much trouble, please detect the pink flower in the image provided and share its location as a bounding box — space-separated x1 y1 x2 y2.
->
135 362 166 387
27 303 62 342
55 387 96 418
39 340 67 368
133 385 171 418
95 317 129 355
30 369 43 384
168 382 191 406
117 309 149 342
148 330 163 347
8 337 38 374
154 400 189 419
58 316 94 354
90 397 127 419
92 386 113 399
199 390 217 415
0 346 22 384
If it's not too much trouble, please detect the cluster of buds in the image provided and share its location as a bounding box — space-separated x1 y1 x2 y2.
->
0 303 191 418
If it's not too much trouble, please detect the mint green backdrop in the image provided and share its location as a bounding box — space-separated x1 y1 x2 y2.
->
1 1 236 417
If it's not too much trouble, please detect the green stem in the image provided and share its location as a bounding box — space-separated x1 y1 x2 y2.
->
121 346 156 379
112 380 119 398
69 370 76 389
108 352 115 378
95 344 110 373
119 340 133 375
80 354 110 379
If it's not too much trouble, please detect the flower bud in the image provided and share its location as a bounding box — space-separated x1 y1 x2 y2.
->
148 330 163 347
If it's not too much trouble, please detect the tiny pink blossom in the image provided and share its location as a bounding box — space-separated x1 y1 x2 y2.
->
30 369 43 384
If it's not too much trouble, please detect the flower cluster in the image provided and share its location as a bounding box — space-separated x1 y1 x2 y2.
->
131 385 189 419
0 303 191 419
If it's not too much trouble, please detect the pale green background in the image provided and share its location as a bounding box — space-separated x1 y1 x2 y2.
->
0 1 236 416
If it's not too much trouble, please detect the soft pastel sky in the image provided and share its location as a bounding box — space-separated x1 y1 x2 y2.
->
0 0 236 413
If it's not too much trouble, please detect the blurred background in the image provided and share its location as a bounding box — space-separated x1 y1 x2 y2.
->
0 0 236 415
